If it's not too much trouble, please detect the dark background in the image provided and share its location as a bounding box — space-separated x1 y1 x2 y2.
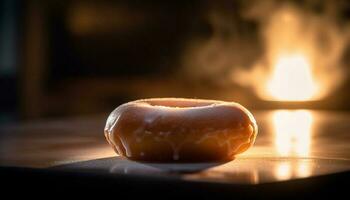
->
1 0 350 123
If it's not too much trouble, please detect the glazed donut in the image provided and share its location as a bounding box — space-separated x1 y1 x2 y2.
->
104 98 258 162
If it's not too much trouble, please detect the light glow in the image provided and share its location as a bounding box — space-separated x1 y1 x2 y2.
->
275 162 292 180
272 110 313 157
267 54 319 101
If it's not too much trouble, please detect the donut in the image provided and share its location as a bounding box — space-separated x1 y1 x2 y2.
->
104 98 258 162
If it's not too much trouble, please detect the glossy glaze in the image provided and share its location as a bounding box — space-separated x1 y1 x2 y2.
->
104 98 258 162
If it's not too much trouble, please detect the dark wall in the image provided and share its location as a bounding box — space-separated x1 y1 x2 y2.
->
1 0 350 122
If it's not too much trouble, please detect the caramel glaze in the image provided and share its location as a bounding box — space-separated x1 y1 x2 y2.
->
104 98 258 163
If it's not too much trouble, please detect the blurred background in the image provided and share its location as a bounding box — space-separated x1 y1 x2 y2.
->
1 0 350 123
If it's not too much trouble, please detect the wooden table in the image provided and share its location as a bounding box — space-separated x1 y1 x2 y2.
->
0 110 350 197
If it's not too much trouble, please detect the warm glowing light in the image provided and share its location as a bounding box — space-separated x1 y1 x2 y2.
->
272 110 314 181
232 6 346 101
272 110 313 157
275 162 292 180
296 162 312 178
267 54 319 101
274 161 312 181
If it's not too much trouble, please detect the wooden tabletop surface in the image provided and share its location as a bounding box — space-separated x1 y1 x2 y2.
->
1 109 349 184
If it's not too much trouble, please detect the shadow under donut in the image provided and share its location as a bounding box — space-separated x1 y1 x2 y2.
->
51 156 229 175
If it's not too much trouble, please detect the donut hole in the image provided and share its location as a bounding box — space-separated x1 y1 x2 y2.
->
143 98 216 108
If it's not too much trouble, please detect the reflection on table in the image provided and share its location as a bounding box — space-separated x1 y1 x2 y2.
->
0 110 349 184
